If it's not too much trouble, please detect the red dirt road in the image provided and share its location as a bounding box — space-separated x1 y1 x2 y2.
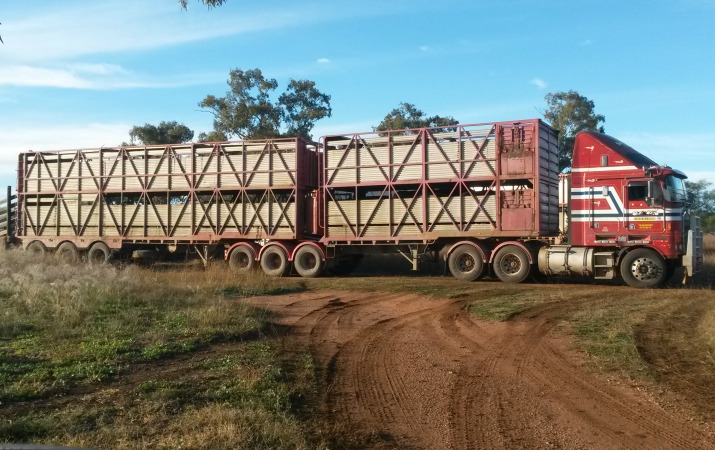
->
247 290 714 449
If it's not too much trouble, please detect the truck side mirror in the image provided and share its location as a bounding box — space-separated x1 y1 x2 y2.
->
646 180 662 207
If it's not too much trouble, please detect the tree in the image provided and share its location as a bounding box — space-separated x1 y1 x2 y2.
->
279 80 332 139
684 179 715 232
129 121 194 145
543 90 605 171
686 178 715 210
199 68 331 140
705 215 715 233
197 130 228 142
375 103 458 135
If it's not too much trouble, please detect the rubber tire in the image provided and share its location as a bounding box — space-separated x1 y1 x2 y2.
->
620 248 667 288
56 242 79 264
228 245 255 272
293 245 325 278
260 246 289 277
87 242 112 266
447 244 485 281
26 240 47 256
492 245 531 284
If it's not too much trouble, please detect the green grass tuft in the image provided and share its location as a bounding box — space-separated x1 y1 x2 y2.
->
0 251 329 449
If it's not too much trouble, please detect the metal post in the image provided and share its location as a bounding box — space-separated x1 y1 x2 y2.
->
194 244 209 268
6 185 11 246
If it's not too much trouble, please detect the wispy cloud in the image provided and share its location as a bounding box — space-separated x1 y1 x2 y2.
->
529 78 548 90
578 39 594 46
65 63 128 76
0 2 231 89
1 65 83 89
419 45 431 52
317 58 331 64
0 63 223 90
0 1 390 90
1 3 303 62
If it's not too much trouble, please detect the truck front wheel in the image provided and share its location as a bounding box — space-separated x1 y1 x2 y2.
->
492 245 531 283
620 248 667 288
448 244 485 281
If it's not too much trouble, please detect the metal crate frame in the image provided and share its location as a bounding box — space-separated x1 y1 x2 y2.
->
17 138 317 247
321 119 560 244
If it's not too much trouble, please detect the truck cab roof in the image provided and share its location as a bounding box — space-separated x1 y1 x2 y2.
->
573 131 657 170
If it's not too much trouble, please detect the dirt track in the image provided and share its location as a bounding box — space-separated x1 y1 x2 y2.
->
247 290 714 449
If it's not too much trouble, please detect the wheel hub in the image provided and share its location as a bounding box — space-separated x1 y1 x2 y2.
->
300 253 317 269
457 254 475 272
501 254 521 275
631 257 660 281
267 254 282 270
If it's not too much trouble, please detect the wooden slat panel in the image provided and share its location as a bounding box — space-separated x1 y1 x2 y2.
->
245 152 269 187
427 141 459 162
106 158 124 190
359 167 387 183
127 208 146 236
147 157 169 189
196 156 218 190
103 206 122 236
425 163 455 179
464 161 496 178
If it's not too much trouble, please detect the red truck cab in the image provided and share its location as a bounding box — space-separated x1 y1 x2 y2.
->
566 131 701 285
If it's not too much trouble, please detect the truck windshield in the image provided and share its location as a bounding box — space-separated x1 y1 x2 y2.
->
663 175 687 203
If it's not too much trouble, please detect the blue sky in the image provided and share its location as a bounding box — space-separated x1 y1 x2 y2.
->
1 0 714 189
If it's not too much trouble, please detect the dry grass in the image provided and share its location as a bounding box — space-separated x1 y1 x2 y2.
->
704 233 715 255
699 306 715 365
695 234 715 369
0 252 327 449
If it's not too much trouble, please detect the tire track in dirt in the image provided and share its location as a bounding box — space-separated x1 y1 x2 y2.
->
245 290 714 449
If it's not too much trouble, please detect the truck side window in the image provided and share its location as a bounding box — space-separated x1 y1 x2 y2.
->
627 182 647 201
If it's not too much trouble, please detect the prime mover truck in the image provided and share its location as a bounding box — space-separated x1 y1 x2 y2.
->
3 118 703 288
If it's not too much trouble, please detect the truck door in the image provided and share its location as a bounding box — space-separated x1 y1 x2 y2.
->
625 181 664 235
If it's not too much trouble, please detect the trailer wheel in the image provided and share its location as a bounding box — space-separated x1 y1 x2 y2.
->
620 248 667 288
447 244 485 281
88 242 112 266
294 245 325 278
228 246 255 272
260 246 289 277
26 241 47 256
492 245 531 283
56 242 79 264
